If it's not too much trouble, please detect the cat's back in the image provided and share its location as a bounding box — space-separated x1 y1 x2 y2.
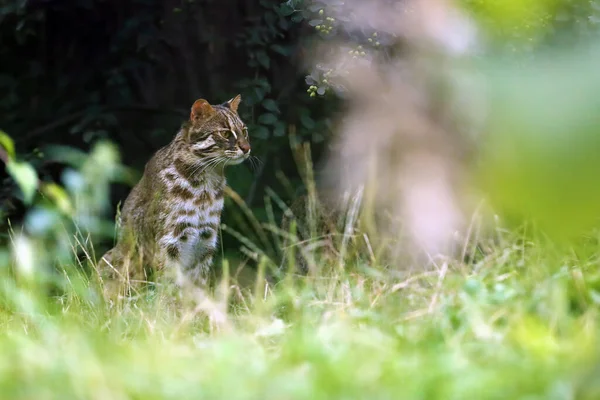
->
121 145 172 229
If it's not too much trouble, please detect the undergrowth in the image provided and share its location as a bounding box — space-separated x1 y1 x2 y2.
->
2 143 600 400
3 224 600 399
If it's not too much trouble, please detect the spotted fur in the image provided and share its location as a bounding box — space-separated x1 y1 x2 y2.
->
99 95 251 293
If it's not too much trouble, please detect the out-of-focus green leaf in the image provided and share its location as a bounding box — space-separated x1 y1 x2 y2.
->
256 50 270 69
42 183 73 215
262 99 280 113
477 40 600 237
6 160 38 205
278 3 295 16
271 44 292 56
253 125 270 139
258 113 278 125
300 114 315 129
274 121 286 137
460 0 560 44
0 130 15 161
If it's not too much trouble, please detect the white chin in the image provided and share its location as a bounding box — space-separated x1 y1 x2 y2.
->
226 157 246 165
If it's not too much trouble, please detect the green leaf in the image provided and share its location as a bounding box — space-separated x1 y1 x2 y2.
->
262 99 280 113
0 130 15 161
253 87 267 104
308 19 323 26
291 14 304 23
271 44 292 56
274 121 286 137
255 78 271 90
256 51 270 69
300 114 315 129
6 160 38 204
258 113 278 125
278 3 295 16
42 183 73 215
253 125 270 139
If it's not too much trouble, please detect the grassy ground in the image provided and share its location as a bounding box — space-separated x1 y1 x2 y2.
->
2 214 600 400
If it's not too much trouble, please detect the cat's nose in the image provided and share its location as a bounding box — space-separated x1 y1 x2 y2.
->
239 143 251 154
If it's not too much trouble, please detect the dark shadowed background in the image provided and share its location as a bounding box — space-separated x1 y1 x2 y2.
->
0 0 339 262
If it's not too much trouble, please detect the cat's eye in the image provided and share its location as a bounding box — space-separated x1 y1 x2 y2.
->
222 131 233 139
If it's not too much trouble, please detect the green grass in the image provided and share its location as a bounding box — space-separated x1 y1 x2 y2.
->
2 218 600 400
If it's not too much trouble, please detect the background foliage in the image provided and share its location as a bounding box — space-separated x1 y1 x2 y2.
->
0 0 337 264
2 0 600 260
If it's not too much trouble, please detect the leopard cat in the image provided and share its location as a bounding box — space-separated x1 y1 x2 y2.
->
98 95 251 297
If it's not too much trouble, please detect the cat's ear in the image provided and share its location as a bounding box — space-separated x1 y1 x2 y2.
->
225 94 242 113
190 99 216 122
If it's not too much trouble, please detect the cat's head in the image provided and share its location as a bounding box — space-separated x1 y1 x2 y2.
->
185 95 251 166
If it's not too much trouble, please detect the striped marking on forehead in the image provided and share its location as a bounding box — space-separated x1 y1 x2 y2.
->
216 106 245 134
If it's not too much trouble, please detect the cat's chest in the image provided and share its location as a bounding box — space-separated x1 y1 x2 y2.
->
158 168 225 260
159 167 225 217
166 194 223 230
164 180 224 227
